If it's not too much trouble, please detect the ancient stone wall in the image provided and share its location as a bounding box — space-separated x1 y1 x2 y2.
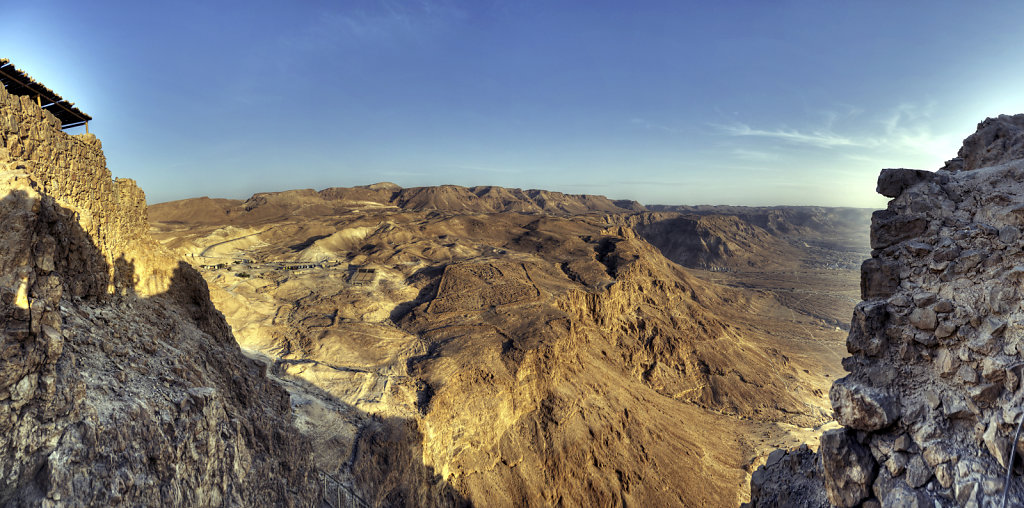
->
0 84 172 297
0 85 319 505
750 115 1024 507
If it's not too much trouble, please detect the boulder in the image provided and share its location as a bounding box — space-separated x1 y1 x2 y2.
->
870 211 927 249
876 168 942 198
821 428 877 508
830 377 900 431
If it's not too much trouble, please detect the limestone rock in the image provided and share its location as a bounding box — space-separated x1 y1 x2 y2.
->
870 210 927 249
830 377 899 431
941 114 1024 172
0 80 319 507
885 451 908 476
909 308 937 331
848 300 888 356
904 453 931 488
861 258 900 299
933 299 954 313
912 292 937 307
747 446 830 508
882 486 931 508
983 416 1011 468
876 168 943 198
821 429 877 508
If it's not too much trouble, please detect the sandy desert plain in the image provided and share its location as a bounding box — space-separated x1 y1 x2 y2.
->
148 183 872 506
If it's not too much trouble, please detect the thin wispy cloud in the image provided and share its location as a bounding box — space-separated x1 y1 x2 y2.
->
716 103 958 162
282 1 465 50
716 123 860 148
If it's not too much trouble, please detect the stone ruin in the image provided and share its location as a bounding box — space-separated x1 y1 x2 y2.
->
0 65 319 506
749 114 1024 507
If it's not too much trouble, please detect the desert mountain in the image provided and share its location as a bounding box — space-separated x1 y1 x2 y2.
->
150 183 645 228
0 72 319 505
632 206 872 271
150 183 861 505
150 183 870 274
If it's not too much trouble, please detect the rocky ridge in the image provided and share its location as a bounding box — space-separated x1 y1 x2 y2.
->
151 180 855 505
750 114 1024 506
151 183 645 225
0 82 318 505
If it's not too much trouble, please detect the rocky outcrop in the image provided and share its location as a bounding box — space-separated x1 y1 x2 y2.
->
942 113 1024 172
750 115 1024 506
0 82 317 505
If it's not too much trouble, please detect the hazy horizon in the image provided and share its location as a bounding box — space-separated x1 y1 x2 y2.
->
6 1 1024 208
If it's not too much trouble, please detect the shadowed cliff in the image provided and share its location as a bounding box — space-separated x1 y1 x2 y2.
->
0 175 324 506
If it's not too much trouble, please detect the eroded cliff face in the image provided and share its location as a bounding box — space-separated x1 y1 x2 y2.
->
0 83 317 506
750 114 1024 507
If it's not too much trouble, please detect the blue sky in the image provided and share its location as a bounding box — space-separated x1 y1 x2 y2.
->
4 1 1024 207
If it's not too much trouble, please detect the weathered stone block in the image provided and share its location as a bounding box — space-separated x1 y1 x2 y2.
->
882 486 930 508
861 258 900 299
830 377 900 431
904 241 932 256
904 453 931 488
935 348 958 376
876 168 938 198
821 428 877 508
933 299 953 313
954 249 984 273
885 451 908 476
912 292 937 307
909 308 937 331
870 210 928 249
969 317 1006 354
983 416 1011 467
932 242 960 262
970 383 1001 404
848 300 888 356
957 364 979 385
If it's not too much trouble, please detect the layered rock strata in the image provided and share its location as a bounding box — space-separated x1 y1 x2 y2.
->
0 83 318 505
750 114 1024 506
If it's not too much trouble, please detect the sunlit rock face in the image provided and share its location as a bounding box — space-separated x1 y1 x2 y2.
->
941 113 1024 172
750 115 1024 507
151 174 872 506
0 83 318 506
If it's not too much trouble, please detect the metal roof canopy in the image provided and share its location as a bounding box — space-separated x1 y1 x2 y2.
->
0 58 91 129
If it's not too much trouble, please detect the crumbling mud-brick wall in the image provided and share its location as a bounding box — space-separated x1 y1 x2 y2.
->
0 81 175 296
749 114 1024 507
